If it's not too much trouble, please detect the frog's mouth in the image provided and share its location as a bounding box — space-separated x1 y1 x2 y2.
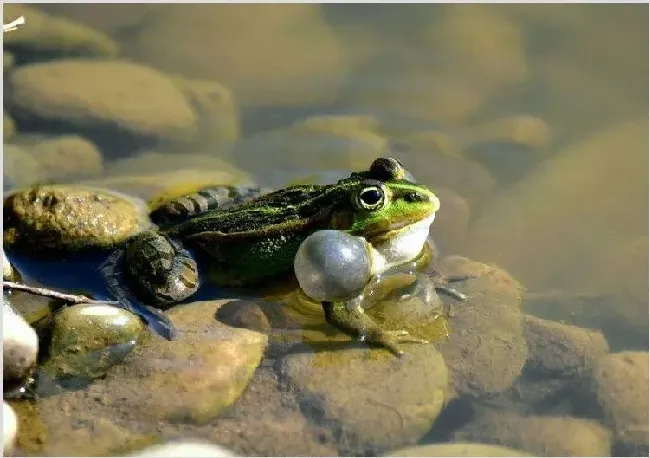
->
364 214 437 274
360 212 437 242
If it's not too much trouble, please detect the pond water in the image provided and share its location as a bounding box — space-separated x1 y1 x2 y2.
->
3 4 648 457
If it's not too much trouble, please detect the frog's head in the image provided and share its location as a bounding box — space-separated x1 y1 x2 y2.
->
329 158 440 270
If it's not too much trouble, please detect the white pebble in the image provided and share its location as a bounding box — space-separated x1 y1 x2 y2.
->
3 401 17 455
129 441 237 457
3 302 39 384
3 250 14 280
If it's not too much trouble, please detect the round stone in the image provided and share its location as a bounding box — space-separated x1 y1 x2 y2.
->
3 402 17 455
3 302 39 388
3 184 151 258
47 303 145 378
3 249 15 281
294 230 371 302
130 441 236 457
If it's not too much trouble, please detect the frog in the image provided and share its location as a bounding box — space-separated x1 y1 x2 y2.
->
100 157 454 356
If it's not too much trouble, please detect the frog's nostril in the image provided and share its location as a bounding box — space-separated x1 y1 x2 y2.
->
404 192 422 203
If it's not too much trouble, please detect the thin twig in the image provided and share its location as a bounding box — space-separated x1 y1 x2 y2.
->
3 16 25 33
3 281 119 306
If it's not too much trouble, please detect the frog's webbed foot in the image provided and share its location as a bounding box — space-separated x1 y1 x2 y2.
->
429 270 476 302
322 301 428 358
99 231 200 340
123 231 200 306
99 244 177 340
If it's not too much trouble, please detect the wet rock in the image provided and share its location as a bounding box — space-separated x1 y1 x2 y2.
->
4 51 14 73
8 60 198 144
82 168 254 202
296 114 380 135
462 115 553 185
127 4 348 107
172 76 241 154
130 441 237 457
3 402 17 455
28 135 103 180
45 303 145 379
3 144 45 190
420 4 529 97
105 151 250 180
233 114 388 177
191 364 337 456
343 55 480 126
344 5 527 125
3 4 119 58
454 410 612 456
524 6 646 140
467 115 552 151
433 256 527 399
429 186 470 254
394 129 465 159
482 316 609 417
388 442 531 456
2 260 12 281
101 300 267 424
3 291 54 330
523 314 609 376
91 152 253 200
589 351 648 455
278 345 448 455
3 249 17 281
465 120 648 294
219 300 272 334
4 111 16 140
3 184 151 258
36 4 157 36
568 235 649 351
3 302 39 390
467 120 649 350
19 404 157 457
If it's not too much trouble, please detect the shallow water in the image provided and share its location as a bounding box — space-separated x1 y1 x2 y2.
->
3 4 649 457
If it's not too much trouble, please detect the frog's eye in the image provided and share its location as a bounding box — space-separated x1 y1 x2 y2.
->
354 185 385 210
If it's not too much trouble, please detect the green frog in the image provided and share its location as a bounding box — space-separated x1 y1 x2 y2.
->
101 157 445 355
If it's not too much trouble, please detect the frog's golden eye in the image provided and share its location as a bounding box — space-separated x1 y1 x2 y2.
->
354 185 385 210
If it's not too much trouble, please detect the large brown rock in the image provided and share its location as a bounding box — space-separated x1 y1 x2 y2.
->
9 60 198 144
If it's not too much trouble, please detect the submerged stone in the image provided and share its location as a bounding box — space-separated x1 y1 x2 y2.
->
46 303 145 379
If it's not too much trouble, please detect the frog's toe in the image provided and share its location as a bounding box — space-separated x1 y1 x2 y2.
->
392 330 429 345
430 272 475 301
435 285 469 301
364 329 429 357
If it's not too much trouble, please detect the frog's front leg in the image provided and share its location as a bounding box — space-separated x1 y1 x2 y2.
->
123 230 200 307
100 230 200 340
322 299 429 357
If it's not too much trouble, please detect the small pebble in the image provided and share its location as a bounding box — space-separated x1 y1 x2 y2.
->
129 440 237 457
590 351 649 454
47 303 144 378
3 250 15 281
3 401 17 455
3 302 39 388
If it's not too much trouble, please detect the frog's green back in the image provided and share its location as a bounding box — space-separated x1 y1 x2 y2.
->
165 184 343 285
